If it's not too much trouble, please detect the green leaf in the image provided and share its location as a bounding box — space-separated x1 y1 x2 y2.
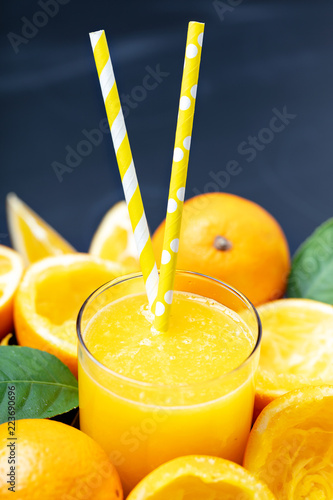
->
0 346 78 424
287 218 333 303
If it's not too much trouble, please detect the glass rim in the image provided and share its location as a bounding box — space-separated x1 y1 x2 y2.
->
77 270 262 391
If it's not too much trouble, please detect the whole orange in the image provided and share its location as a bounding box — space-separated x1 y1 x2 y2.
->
152 193 290 306
0 419 123 499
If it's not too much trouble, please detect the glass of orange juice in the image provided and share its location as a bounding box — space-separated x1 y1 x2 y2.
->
77 271 261 494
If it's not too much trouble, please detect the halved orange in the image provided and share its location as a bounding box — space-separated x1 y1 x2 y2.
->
89 201 140 271
14 254 125 376
244 385 333 499
255 298 333 416
0 245 24 339
127 455 276 499
6 192 75 264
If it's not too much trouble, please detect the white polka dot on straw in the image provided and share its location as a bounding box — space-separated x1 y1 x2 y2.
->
173 147 184 162
191 85 197 99
198 33 203 46
186 44 198 58
167 198 178 213
155 302 165 316
164 290 174 304
161 250 171 265
179 96 191 110
183 136 191 150
170 238 179 253
177 187 185 201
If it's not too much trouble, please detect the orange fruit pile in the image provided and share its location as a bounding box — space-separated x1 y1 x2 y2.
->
2 192 333 498
0 419 123 499
152 192 290 306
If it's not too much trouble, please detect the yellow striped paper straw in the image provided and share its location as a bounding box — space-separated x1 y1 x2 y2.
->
154 21 205 332
89 30 158 308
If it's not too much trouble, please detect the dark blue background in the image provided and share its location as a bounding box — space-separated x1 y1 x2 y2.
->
1 0 333 255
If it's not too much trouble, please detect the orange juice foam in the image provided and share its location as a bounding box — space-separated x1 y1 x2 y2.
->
84 291 254 385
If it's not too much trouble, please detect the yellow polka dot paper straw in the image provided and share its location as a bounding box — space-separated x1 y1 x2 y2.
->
89 30 158 308
154 21 205 332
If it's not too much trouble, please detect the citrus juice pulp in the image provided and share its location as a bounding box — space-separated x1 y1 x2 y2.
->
78 272 261 494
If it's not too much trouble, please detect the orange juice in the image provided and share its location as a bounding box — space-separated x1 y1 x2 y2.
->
78 272 261 494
